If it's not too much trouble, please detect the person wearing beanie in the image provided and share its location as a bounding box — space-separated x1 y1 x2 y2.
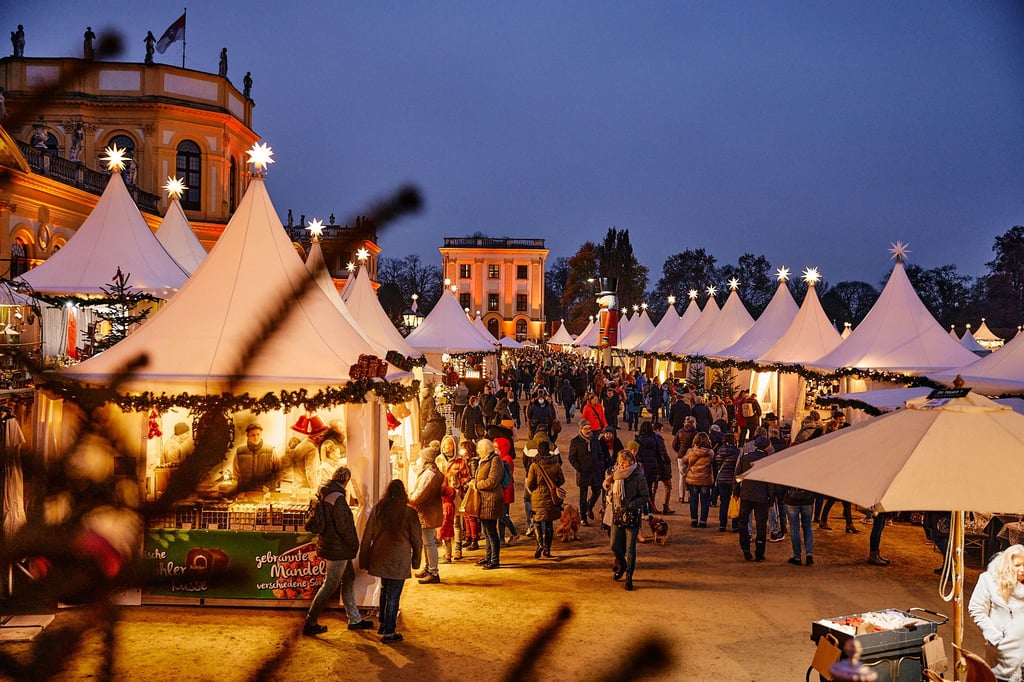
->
733 435 774 562
409 445 444 583
303 466 374 635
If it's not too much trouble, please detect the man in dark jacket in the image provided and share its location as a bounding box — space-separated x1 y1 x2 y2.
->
691 396 713 434
559 378 577 423
602 385 622 431
669 394 692 434
479 385 498 427
735 436 773 562
303 466 374 635
525 391 555 439
568 422 605 524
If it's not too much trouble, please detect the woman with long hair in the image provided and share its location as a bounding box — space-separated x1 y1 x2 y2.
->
969 544 1024 680
682 431 715 528
358 479 422 643
525 439 565 559
605 449 650 591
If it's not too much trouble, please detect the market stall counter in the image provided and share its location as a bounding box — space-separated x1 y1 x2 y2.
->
809 608 948 682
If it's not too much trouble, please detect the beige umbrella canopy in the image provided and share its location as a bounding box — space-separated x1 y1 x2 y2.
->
744 389 1024 678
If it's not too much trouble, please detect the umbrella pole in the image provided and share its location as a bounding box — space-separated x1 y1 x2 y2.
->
953 509 964 681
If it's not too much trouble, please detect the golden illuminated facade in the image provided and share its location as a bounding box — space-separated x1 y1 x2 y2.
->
440 237 548 341
0 55 259 276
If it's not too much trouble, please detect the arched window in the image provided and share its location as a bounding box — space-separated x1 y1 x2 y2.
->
9 238 27 278
515 319 527 340
175 140 202 211
229 156 237 212
487 318 499 339
109 134 136 157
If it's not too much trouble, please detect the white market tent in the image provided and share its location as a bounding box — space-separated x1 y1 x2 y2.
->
617 309 655 350
949 325 959 339
18 169 188 297
665 295 720 356
497 335 524 349
648 295 702 354
311 251 422 362
813 256 978 374
155 194 207 276
972 318 1003 348
633 303 679 353
405 290 498 368
61 172 400 394
472 315 496 343
930 329 1024 396
617 311 632 340
572 315 603 348
547 321 575 346
958 327 989 355
717 278 798 361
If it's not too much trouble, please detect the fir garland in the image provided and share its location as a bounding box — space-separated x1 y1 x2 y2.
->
40 377 420 414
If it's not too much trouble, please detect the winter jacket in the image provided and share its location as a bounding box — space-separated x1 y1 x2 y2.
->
636 432 661 488
602 391 621 422
669 400 692 432
568 430 606 487
682 445 715 486
734 449 772 503
419 393 447 445
526 400 555 431
496 438 516 505
479 391 497 422
581 402 608 431
408 463 444 529
625 388 644 415
526 455 565 522
358 504 422 580
713 444 740 487
969 568 1024 680
559 382 577 410
608 466 651 518
460 403 485 439
692 403 712 433
672 425 697 457
314 480 359 561
474 452 505 520
709 402 729 424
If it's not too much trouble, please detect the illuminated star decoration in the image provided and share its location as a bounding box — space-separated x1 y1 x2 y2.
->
706 285 718 298
100 144 128 172
688 289 699 300
163 176 187 200
640 302 648 310
776 266 790 282
728 277 740 291
356 247 370 262
346 262 355 272
632 304 639 313
667 295 676 305
246 142 275 173
803 267 821 286
306 219 324 240
889 240 911 263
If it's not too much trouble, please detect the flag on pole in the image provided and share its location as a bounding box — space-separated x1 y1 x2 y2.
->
156 13 186 54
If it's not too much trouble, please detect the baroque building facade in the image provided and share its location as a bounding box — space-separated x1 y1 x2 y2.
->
440 237 548 341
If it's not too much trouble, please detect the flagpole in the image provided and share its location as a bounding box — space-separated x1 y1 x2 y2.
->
181 8 187 69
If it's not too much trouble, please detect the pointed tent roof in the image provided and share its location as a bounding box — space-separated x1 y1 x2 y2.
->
758 282 843 365
930 329 1024 395
548 321 575 346
973 318 1003 345
841 322 852 339
666 296 720 356
718 279 798 360
304 242 383 351
473 315 496 343
949 325 959 339
959 328 988 354
156 197 207 275
690 288 755 357
634 303 680 353
573 315 603 348
405 290 497 354
618 309 655 350
497 335 524 349
649 296 702 353
616 311 632 340
813 259 979 373
316 252 422 360
19 170 188 296
63 173 398 394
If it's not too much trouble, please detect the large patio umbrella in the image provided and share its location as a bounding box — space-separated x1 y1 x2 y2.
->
743 388 1024 680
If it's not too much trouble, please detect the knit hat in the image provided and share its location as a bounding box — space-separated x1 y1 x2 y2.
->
709 424 721 433
753 435 771 450
419 447 438 463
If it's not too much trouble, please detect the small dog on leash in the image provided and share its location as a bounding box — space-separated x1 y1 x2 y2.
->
556 504 582 542
649 515 669 545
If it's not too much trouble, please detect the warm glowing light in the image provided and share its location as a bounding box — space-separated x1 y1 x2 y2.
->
640 302 648 310
706 286 717 298
163 176 187 200
246 142 275 171
356 247 370 262
412 293 419 302
101 145 128 172
443 278 451 287
450 285 457 293
688 289 698 300
803 267 821 285
889 240 911 262
306 219 324 240
632 304 639 312
346 262 355 272
776 267 790 282
667 295 676 305
727 278 740 291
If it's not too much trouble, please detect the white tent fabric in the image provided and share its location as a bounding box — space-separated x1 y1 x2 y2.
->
949 326 959 339
405 290 498 354
959 329 989 354
497 335 524 349
18 170 188 296
572 315 604 348
62 174 399 394
156 197 207 276
717 280 798 361
930 328 1024 395
548 322 574 346
665 296 720 356
315 253 422 360
617 309 655 350
634 304 679 353
813 260 978 373
973 319 1002 346
758 283 842 365
691 289 754 357
473 315 496 343
648 297 702 353
568 317 594 347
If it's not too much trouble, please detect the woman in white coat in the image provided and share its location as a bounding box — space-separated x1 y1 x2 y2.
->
969 544 1024 682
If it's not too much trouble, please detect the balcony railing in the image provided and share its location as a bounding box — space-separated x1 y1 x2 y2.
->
443 237 546 249
16 141 160 214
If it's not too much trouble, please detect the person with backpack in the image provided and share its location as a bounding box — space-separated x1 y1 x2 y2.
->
302 466 374 636
625 384 644 431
